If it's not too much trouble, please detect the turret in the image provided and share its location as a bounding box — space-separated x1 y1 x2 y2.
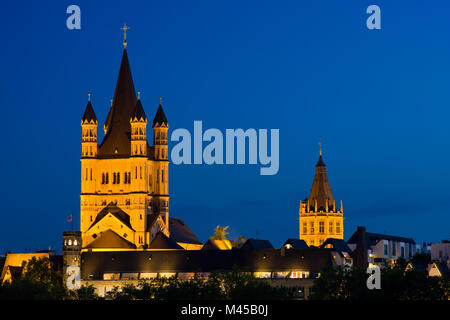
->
152 99 169 225
81 95 98 158
152 98 169 160
130 93 147 157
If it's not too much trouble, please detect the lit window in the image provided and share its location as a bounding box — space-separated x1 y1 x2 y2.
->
74 240 78 246
68 239 72 246
319 221 324 234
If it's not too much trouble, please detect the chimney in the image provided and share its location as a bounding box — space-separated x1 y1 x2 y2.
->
353 226 368 270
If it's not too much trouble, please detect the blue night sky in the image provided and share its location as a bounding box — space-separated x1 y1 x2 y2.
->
0 0 449 253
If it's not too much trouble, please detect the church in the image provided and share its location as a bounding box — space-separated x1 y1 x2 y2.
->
298 150 344 247
79 38 202 251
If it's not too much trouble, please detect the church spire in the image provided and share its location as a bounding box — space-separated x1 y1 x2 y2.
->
81 95 97 124
309 151 334 211
152 99 168 128
99 47 137 156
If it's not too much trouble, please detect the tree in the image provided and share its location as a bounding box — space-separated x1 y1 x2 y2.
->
211 225 229 240
310 264 449 300
0 257 67 300
231 236 247 249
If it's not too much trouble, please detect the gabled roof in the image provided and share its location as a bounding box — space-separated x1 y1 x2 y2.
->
405 263 427 273
99 48 137 157
320 238 351 253
283 238 309 249
81 100 97 123
147 213 161 231
309 153 334 211
169 218 202 245
241 238 274 250
432 263 450 277
85 229 136 249
149 232 183 250
89 203 133 231
130 99 147 122
152 103 168 127
202 239 232 250
347 231 415 246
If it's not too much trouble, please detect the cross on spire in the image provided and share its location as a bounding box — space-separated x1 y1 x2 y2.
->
160 96 163 104
121 23 130 48
319 139 322 156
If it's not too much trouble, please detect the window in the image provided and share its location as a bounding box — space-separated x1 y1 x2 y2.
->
384 244 388 255
117 172 120 184
401 247 405 258
336 222 341 234
310 222 314 234
113 172 116 184
329 222 333 233
105 173 109 184
90 168 92 181
162 170 164 183
140 166 142 179
157 170 159 183
319 221 324 234
303 222 307 234
392 244 396 257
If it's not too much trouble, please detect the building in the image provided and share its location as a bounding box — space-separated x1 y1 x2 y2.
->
79 41 202 251
347 227 417 267
430 241 450 263
0 252 62 284
79 239 343 298
298 151 344 247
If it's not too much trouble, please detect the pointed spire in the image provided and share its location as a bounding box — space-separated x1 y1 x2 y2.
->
152 99 168 127
81 96 97 124
309 152 334 212
99 48 137 156
131 97 147 122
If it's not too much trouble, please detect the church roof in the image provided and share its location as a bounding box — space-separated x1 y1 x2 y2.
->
130 98 147 122
169 217 202 245
149 232 184 250
99 48 137 157
81 100 97 123
308 153 334 211
81 247 334 279
152 103 168 127
85 229 136 249
89 203 133 231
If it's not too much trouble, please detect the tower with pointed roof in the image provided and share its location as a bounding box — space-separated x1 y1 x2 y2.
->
79 45 171 250
298 151 344 247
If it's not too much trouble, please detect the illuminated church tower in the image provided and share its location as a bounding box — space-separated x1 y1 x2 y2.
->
79 43 170 250
298 150 344 247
